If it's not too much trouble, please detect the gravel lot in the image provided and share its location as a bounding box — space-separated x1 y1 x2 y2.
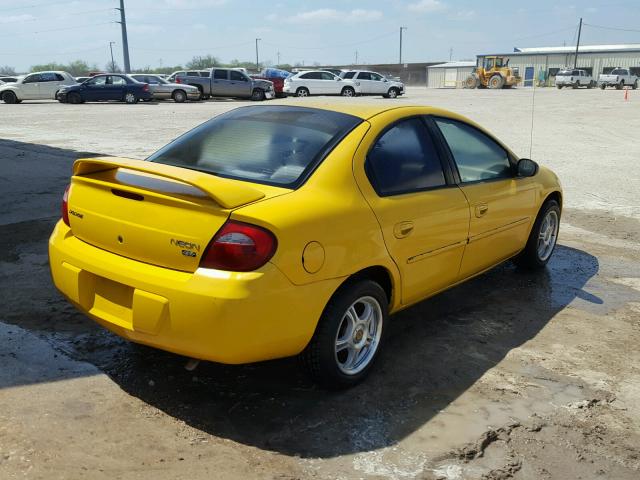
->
1 88 639 480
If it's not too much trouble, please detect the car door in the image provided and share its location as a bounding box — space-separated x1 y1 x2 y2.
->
354 116 470 305
320 71 339 94
229 70 252 97
82 75 107 101
432 116 537 278
37 72 60 98
106 75 127 100
20 74 41 99
211 69 232 96
369 72 388 94
356 71 374 94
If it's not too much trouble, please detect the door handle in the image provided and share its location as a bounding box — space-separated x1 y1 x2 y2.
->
475 203 489 217
394 221 414 238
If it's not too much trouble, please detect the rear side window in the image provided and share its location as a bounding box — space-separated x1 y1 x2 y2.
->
214 69 228 80
187 71 200 76
342 71 356 79
434 118 512 182
357 72 372 80
148 106 362 188
366 118 446 196
300 72 321 79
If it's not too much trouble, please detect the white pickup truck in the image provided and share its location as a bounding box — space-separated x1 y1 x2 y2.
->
598 68 638 90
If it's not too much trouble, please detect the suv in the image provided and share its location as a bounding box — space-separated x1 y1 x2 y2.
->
283 70 360 97
174 68 274 101
555 69 595 89
0 71 77 103
341 70 405 98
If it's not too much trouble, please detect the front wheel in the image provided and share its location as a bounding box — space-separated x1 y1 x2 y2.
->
124 92 138 104
386 87 399 98
557 85 563 89
600 84 606 90
301 280 387 389
616 81 623 90
296 87 309 97
172 89 187 103
67 92 82 104
514 199 561 269
633 80 638 90
341 86 355 97
251 88 265 101
573 81 579 89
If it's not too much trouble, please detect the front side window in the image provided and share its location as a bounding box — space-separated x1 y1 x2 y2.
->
23 74 41 83
148 106 362 188
230 70 247 81
434 118 512 183
366 118 446 196
370 73 383 81
320 72 335 80
87 76 107 86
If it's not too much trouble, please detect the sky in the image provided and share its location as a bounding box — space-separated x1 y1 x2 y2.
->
1 0 640 72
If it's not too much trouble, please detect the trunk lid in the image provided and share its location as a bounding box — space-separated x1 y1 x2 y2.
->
67 157 288 272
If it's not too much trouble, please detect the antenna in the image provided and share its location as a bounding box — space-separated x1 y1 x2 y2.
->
529 71 537 158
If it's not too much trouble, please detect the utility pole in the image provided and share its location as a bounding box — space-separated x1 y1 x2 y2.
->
255 38 261 70
399 27 407 65
116 0 131 73
109 41 116 72
574 17 582 69
449 47 453 61
277 51 281 66
355 50 358 65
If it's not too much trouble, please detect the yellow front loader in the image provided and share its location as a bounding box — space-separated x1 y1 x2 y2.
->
465 56 521 89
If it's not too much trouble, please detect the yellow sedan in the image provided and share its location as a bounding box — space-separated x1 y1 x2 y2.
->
49 104 562 388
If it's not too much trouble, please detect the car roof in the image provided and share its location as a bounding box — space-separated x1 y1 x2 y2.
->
268 102 462 121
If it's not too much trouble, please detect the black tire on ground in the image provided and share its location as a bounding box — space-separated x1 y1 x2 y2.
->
514 199 561 270
251 88 265 101
191 85 204 100
633 80 638 90
296 87 309 97
2 91 18 104
386 87 399 98
488 75 504 89
67 92 82 104
616 81 623 90
172 89 187 103
587 81 593 89
301 279 388 389
465 75 478 89
572 81 579 89
124 92 138 104
341 86 355 97
600 84 606 90
557 85 563 89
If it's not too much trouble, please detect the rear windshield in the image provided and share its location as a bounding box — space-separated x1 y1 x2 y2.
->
147 106 361 188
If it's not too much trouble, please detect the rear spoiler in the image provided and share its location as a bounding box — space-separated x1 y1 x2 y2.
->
73 157 265 209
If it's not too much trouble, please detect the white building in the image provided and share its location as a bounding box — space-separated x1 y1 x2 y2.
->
477 44 640 86
426 61 476 88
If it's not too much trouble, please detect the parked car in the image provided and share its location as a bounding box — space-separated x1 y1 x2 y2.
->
175 68 275 101
49 104 562 388
283 70 361 97
0 71 76 103
56 74 152 104
341 70 405 98
598 67 638 90
0 76 18 83
555 69 596 89
251 68 291 98
131 74 200 102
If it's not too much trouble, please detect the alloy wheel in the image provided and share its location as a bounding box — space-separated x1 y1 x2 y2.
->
537 210 559 261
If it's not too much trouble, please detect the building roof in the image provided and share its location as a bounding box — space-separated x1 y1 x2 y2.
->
478 44 640 57
428 61 476 69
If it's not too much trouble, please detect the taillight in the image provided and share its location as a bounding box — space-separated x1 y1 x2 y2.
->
175 77 182 84
142 83 149 92
62 184 70 227
200 220 277 272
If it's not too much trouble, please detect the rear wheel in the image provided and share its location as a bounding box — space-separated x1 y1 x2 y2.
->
600 83 606 90
124 92 138 104
301 280 387 389
386 87 399 98
557 84 563 89
514 199 561 269
488 75 504 89
341 86 355 97
573 81 579 89
251 88 265 101
616 81 624 90
633 80 638 90
296 87 309 97
2 91 18 104
67 92 82 104
587 81 593 89
172 89 187 103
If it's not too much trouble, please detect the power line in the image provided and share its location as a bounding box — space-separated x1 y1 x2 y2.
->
0 21 114 39
0 8 114 23
262 30 397 51
0 1 83 12
584 22 640 34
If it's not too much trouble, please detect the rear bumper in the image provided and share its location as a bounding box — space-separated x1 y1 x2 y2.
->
49 221 339 364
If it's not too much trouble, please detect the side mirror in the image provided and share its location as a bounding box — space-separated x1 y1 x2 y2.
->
336 77 342 81
516 158 538 177
384 78 388 82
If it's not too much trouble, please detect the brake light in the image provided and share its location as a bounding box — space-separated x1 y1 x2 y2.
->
200 220 277 272
175 77 181 84
142 83 149 92
62 184 70 227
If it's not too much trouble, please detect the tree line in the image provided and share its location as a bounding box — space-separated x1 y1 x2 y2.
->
1 54 301 77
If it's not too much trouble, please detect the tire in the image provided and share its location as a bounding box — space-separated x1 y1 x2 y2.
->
464 75 478 89
514 199 561 270
633 80 638 90
296 87 309 97
572 81 579 89
124 92 138 104
386 87 399 98
67 92 82 104
172 89 186 103
616 81 623 90
2 91 18 104
301 279 388 389
557 85 563 89
341 86 355 97
488 75 504 89
191 85 204 100
251 88 265 101
600 84 606 90
587 81 593 89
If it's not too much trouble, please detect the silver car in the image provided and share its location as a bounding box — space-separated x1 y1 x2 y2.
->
131 74 200 102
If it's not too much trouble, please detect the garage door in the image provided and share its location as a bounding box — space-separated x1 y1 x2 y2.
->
444 68 457 87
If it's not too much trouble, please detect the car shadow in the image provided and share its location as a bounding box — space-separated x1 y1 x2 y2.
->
104 244 600 458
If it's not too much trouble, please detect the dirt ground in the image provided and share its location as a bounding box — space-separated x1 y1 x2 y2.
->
1 88 639 480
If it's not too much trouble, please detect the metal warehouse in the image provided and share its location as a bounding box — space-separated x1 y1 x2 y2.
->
477 44 640 87
426 61 476 88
